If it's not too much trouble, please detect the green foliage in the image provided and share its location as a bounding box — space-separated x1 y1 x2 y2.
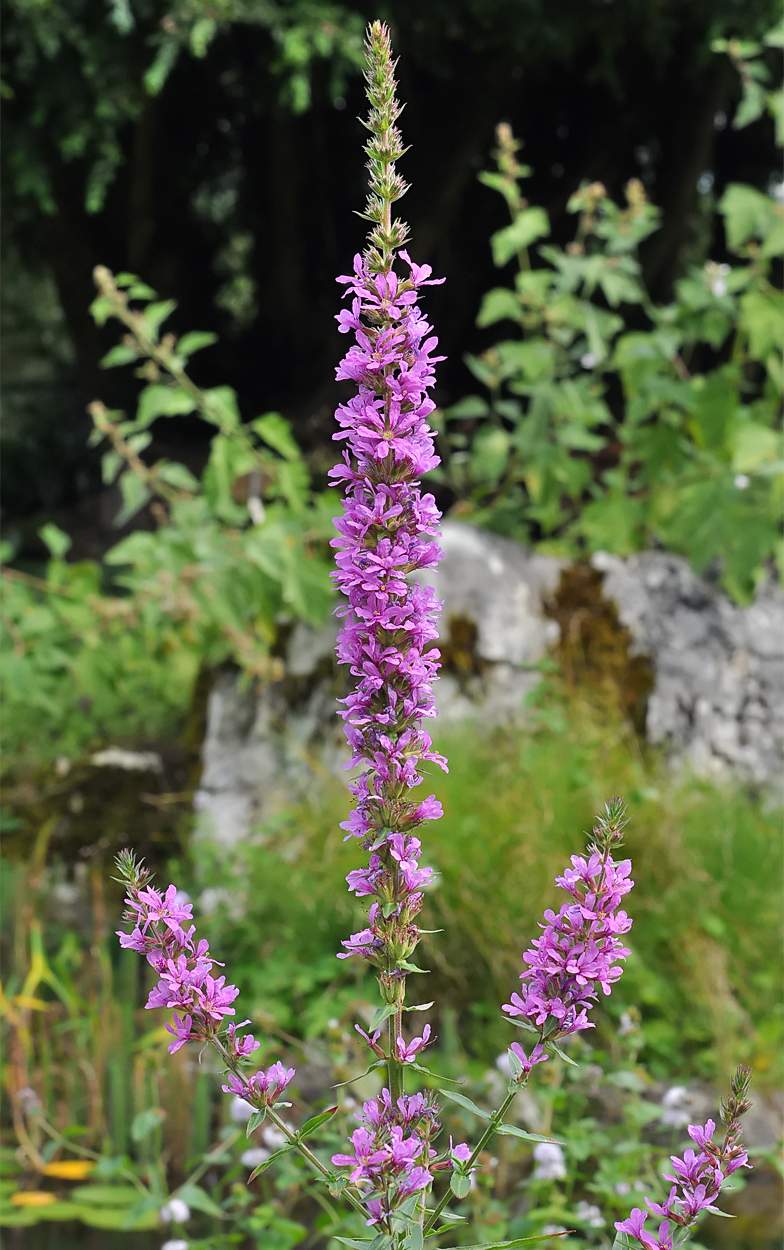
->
2 701 777 1242
187 695 782 1085
4 0 365 215
434 111 783 603
1 267 335 764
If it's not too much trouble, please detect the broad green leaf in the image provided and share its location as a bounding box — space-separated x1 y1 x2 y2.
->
719 184 779 252
491 208 550 266
177 330 218 357
470 426 510 485
405 1226 425 1250
450 1173 472 1198
71 1185 140 1207
445 395 490 419
252 413 301 460
477 288 524 327
114 473 151 527
176 1182 223 1217
202 386 242 431
739 286 784 359
732 422 781 473
136 384 196 429
139 299 177 338
101 451 123 485
156 462 200 493
130 1107 165 1141
39 524 71 560
438 1090 491 1120
100 344 138 368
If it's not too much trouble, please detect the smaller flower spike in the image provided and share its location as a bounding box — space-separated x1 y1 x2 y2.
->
615 1067 752 1249
113 851 294 1108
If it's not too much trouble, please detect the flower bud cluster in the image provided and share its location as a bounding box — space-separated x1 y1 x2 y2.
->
616 1070 751 1249
503 848 633 1040
332 1089 443 1228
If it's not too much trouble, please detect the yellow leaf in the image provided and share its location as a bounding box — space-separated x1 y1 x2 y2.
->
42 1160 95 1180
12 995 49 1011
11 1191 57 1207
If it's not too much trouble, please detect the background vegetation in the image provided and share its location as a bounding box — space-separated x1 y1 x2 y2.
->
0 2 782 1247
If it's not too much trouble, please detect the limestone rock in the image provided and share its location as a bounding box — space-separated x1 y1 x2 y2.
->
593 550 784 787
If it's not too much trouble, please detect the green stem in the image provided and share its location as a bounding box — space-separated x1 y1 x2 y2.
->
210 1036 368 1220
424 1087 520 1234
388 1006 404 1101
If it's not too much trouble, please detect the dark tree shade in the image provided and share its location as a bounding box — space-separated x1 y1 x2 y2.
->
2 0 779 528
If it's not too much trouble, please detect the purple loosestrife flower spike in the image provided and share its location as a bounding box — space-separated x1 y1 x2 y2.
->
330 22 446 1009
329 22 448 1232
615 1067 752 1248
503 799 634 1045
113 849 294 1108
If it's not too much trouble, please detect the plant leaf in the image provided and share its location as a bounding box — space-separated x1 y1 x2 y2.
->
297 1107 338 1139
438 1090 490 1120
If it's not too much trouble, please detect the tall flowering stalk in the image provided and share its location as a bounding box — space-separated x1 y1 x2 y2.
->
615 1067 752 1250
109 21 750 1249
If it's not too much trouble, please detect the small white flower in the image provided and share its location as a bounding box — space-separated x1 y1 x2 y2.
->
617 1011 637 1036
532 1141 567 1181
162 1241 190 1250
614 1181 631 1195
734 474 750 490
160 1198 190 1224
230 1096 255 1123
495 1052 512 1077
241 1147 271 1169
541 1225 567 1236
580 352 599 370
328 1018 340 1029
575 1201 605 1228
261 1124 288 1150
173 889 191 907
634 1179 649 1192
660 1085 694 1127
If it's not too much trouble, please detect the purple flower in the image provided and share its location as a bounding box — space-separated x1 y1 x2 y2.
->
617 1091 753 1250
220 1061 295 1109
165 1014 193 1054
395 1024 432 1063
227 1020 261 1059
509 1041 549 1076
615 1210 674 1250
503 850 633 1041
451 1141 472 1164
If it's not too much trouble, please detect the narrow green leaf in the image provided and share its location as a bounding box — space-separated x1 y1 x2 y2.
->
247 1143 294 1181
438 1090 490 1120
176 330 218 357
100 344 139 368
245 1108 266 1137
405 1001 435 1013
370 1003 398 1032
546 1041 579 1067
298 1107 338 1138
494 1123 564 1145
